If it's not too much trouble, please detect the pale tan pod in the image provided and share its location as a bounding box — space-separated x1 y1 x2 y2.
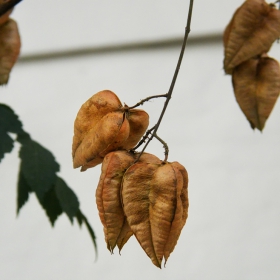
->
73 111 130 171
149 163 179 267
121 153 162 267
232 55 280 130
163 162 189 265
96 151 135 253
72 90 122 157
122 109 149 149
122 155 189 268
0 19 20 85
223 0 280 74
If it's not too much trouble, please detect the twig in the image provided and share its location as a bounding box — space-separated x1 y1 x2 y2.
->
154 134 169 162
135 0 194 162
128 93 167 109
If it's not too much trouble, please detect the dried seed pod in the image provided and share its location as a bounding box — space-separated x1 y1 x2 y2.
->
73 111 130 171
232 55 280 130
0 19 20 85
223 0 280 74
0 8 13 26
163 162 188 265
122 154 189 268
122 108 149 149
96 150 136 253
72 90 122 157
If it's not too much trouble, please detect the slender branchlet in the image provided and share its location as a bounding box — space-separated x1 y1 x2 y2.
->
133 0 194 162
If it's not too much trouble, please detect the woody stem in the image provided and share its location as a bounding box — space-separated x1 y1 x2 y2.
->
135 0 194 161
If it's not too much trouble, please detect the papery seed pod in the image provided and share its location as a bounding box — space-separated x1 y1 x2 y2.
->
0 8 13 26
122 154 189 268
163 162 188 265
122 108 149 150
223 0 280 74
232 55 280 130
72 90 122 156
96 150 136 253
72 90 149 171
0 19 20 85
73 111 130 171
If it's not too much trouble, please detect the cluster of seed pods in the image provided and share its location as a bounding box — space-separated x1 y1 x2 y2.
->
72 90 149 171
223 0 280 130
72 90 189 268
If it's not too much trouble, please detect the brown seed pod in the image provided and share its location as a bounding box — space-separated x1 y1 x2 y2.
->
122 108 149 150
122 154 189 268
232 55 280 130
0 8 13 26
73 91 149 171
72 90 122 157
0 19 20 85
96 150 136 253
223 0 280 74
73 111 130 171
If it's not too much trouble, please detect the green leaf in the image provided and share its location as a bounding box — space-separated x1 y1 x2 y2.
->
37 187 62 226
17 170 32 214
55 177 79 223
0 104 24 161
0 104 23 134
18 138 60 200
0 131 14 162
76 209 98 259
75 209 83 227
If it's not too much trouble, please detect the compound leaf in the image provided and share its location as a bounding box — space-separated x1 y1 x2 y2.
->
18 137 60 200
55 177 79 223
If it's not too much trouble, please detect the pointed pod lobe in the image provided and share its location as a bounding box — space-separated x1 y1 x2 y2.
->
0 19 20 85
72 90 122 157
73 111 130 171
223 0 280 74
232 55 280 130
96 150 136 253
122 109 149 150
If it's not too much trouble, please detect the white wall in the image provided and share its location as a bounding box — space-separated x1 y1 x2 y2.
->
1 1 280 279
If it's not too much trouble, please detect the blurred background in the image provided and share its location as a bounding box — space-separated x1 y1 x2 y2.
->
1 0 280 279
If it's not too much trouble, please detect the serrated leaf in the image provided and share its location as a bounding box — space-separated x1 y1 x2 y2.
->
55 177 79 223
0 103 23 161
18 138 60 200
76 209 97 258
0 131 13 162
75 209 83 227
0 104 23 134
37 187 62 226
17 169 32 214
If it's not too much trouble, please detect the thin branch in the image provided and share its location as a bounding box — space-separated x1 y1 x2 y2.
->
135 0 194 161
128 93 167 109
154 134 169 162
131 125 156 151
0 0 23 17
